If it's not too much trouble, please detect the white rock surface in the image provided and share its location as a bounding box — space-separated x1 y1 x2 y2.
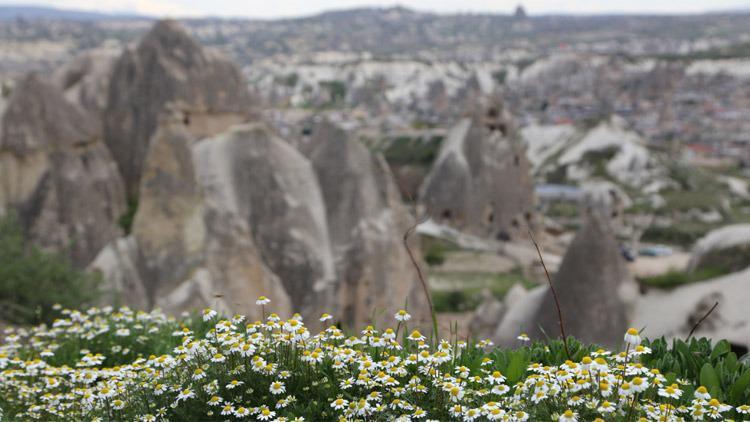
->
633 266 750 349
688 224 750 271
520 123 577 170
492 284 548 346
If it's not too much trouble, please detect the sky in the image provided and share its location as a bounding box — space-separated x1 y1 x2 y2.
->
2 0 749 18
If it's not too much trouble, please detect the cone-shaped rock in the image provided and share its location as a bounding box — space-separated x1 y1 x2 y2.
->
310 120 430 329
104 20 253 196
0 73 125 266
419 97 537 240
195 123 337 320
531 213 629 346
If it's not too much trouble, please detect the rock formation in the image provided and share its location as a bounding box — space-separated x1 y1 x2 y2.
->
531 212 631 346
91 121 293 320
633 266 750 351
687 224 750 273
51 47 120 120
0 73 125 267
419 97 537 240
104 19 254 196
492 284 548 346
195 123 337 319
310 120 431 329
580 180 632 229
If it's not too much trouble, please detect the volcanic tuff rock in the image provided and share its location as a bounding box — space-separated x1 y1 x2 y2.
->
310 120 430 329
687 224 750 273
51 47 120 120
531 212 631 346
104 19 253 196
0 73 125 267
91 122 292 320
419 98 537 240
633 266 750 350
522 117 663 189
196 123 337 320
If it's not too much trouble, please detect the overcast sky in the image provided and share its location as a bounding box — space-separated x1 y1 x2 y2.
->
3 0 750 18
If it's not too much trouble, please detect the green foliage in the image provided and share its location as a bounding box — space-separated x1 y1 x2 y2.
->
0 215 101 325
660 190 725 214
641 221 717 247
545 202 580 219
491 69 507 85
275 72 298 87
432 289 477 312
657 161 730 216
580 146 618 177
424 242 448 267
639 266 728 289
515 57 536 72
3 304 750 420
641 337 750 405
696 244 750 274
319 80 347 105
380 135 443 166
431 271 534 313
118 195 139 235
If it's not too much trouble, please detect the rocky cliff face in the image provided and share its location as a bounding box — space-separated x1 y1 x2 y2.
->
0 73 125 267
419 98 537 240
310 120 430 329
104 20 254 197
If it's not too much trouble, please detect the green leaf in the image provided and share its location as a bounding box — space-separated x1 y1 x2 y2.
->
724 352 738 375
710 340 731 361
730 369 750 405
675 340 699 376
700 363 722 398
506 351 527 385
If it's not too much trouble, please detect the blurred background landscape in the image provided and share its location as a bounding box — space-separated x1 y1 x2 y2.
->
1 1 750 351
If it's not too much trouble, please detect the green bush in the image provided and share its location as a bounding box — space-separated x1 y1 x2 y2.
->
423 244 447 266
0 215 101 325
319 80 347 105
432 289 478 312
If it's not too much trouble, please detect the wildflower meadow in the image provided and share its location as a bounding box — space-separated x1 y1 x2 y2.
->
1 298 749 421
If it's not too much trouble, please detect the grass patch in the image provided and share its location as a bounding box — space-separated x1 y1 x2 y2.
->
641 221 719 247
639 266 729 289
659 190 725 214
545 201 580 218
431 271 534 313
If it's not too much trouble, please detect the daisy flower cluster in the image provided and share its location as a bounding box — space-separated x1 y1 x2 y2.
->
0 301 748 421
